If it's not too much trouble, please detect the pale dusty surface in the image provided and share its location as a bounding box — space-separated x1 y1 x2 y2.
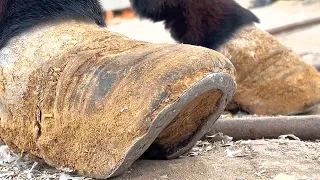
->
117 139 320 180
1 139 320 179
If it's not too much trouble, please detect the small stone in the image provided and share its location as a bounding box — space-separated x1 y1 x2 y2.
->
0 139 4 146
160 174 168 179
273 173 295 180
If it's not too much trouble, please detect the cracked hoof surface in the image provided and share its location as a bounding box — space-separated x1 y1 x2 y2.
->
0 20 236 179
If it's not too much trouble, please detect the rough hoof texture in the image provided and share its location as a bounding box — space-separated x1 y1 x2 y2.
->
0 20 236 179
219 25 320 115
112 73 235 177
143 80 232 160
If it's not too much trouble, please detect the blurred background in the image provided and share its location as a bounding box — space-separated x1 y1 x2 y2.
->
100 0 320 69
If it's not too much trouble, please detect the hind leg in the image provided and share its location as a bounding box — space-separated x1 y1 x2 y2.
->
130 0 170 21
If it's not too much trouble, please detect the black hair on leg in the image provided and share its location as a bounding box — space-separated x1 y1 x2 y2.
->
0 0 106 48
131 0 259 49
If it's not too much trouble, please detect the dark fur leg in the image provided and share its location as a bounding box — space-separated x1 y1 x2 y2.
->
0 0 106 48
0 0 8 22
130 0 166 21
131 0 259 49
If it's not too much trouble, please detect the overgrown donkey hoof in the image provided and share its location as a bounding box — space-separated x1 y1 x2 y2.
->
0 20 236 178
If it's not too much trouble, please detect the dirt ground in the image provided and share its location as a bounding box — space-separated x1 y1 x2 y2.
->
118 139 320 180
1 139 319 180
1 1 320 180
